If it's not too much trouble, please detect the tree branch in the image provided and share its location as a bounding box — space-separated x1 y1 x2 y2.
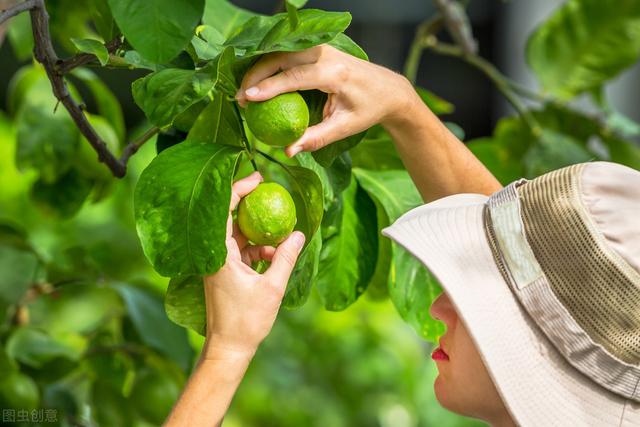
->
426 39 541 134
403 15 444 84
56 37 122 74
431 0 477 55
120 126 160 163
21 0 147 178
0 0 36 25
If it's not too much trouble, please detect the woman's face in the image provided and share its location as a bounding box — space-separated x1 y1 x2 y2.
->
429 292 513 425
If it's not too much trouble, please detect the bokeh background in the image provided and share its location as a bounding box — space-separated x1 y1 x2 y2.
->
1 1 638 426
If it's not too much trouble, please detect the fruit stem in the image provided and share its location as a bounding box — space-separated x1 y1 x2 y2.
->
232 101 259 172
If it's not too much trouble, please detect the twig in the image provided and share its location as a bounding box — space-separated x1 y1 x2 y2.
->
403 15 444 84
120 126 160 163
431 0 477 55
232 101 259 172
427 39 541 134
56 37 122 74
0 0 36 25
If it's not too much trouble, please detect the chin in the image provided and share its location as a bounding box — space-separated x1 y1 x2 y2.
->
434 374 463 416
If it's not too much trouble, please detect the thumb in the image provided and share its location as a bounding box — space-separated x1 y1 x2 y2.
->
264 231 306 289
285 113 354 157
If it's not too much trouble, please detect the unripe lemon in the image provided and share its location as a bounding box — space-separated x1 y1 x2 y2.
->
238 182 297 246
244 92 309 146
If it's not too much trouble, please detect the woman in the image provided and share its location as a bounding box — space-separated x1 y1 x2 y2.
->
165 45 640 426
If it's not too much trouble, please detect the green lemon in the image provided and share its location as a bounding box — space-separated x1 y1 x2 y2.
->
244 92 309 146
0 371 40 410
238 182 297 246
131 369 181 425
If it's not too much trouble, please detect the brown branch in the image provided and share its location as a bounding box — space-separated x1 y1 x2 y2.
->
120 126 160 163
0 0 36 25
56 37 122 74
432 0 477 55
23 0 150 178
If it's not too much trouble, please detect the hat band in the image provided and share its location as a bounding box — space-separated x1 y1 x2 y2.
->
484 182 640 402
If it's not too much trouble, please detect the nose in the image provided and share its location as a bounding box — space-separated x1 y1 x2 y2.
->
430 292 457 328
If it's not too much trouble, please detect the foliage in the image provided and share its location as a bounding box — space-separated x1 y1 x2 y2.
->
1 0 639 425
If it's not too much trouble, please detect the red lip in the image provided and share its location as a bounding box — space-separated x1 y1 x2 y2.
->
432 347 449 361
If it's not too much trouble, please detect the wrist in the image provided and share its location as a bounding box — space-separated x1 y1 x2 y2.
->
381 77 430 135
202 336 257 362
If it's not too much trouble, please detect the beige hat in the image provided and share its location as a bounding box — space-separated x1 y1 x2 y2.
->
382 162 640 426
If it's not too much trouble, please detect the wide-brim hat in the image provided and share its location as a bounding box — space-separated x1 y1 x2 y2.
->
382 162 640 426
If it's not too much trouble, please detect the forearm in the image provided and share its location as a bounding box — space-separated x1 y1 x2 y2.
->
384 95 502 202
165 348 253 427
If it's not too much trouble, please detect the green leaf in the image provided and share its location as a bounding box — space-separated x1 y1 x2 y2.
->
91 381 135 427
28 284 123 336
350 126 405 171
6 327 83 368
603 137 640 170
279 164 324 245
327 32 368 60
258 10 351 55
132 65 215 128
285 0 307 30
187 94 243 146
366 201 391 300
354 168 445 341
15 93 79 183
203 0 256 39
192 25 226 61
225 15 284 53
30 169 94 218
70 38 110 66
107 0 205 63
295 152 351 210
165 275 206 335
0 245 39 320
524 129 594 178
114 284 193 371
134 142 243 277
89 0 119 41
283 230 321 308
71 68 126 142
316 177 378 311
527 0 640 99
416 87 454 116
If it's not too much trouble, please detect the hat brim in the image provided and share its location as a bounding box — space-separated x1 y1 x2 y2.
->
382 194 639 426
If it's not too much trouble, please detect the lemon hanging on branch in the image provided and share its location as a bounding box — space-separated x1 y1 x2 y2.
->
238 182 297 246
245 92 309 146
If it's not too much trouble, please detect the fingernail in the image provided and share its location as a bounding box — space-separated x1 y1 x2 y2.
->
288 145 303 157
245 87 259 97
292 231 305 251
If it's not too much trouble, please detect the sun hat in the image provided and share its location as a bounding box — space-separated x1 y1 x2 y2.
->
382 161 640 426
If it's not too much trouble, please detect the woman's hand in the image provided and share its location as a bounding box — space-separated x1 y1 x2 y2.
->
202 171 305 359
236 44 422 157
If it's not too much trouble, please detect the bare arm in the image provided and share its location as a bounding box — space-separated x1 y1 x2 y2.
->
237 45 501 201
165 172 305 427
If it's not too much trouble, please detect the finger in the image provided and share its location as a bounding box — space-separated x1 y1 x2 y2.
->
285 112 355 157
232 223 249 250
237 48 321 104
229 171 263 212
264 232 305 289
240 245 276 265
241 64 335 104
